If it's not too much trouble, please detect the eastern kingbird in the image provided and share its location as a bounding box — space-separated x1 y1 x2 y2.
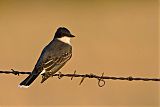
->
19 27 75 88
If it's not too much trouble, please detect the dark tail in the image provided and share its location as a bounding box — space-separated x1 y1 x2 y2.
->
19 71 40 88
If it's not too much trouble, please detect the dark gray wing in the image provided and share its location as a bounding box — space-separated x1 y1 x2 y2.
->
40 51 72 83
32 40 72 83
43 52 72 71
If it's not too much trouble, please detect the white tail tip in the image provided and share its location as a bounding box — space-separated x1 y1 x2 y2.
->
18 85 29 88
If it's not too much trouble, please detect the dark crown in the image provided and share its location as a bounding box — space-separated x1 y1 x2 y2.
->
54 27 75 38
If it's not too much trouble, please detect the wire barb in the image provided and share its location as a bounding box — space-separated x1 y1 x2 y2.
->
0 69 160 87
11 69 20 76
71 70 76 80
97 72 105 87
58 72 63 79
79 74 87 85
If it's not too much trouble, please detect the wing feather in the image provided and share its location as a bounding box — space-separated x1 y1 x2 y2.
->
43 52 72 71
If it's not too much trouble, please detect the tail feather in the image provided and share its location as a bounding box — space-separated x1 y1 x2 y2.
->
19 72 40 88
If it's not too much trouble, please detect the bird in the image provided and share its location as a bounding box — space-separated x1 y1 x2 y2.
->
19 27 75 88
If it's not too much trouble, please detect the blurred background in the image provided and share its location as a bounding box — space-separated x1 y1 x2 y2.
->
0 0 159 107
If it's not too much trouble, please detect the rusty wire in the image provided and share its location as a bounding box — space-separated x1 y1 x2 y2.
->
0 69 160 87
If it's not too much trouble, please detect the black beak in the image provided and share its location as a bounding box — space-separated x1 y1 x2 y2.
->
70 34 75 37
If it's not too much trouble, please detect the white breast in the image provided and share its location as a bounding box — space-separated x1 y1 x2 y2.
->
57 37 71 45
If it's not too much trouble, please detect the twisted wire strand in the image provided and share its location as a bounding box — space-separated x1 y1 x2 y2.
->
0 69 159 87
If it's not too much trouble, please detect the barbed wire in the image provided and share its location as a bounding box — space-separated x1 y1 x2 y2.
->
0 69 160 87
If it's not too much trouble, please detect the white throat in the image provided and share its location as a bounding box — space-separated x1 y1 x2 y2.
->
57 37 71 45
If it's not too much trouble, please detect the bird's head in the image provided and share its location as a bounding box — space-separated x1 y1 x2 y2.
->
54 27 75 44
